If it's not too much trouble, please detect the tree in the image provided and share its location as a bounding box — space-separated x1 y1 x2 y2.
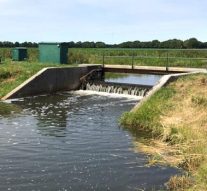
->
160 39 184 49
95 42 106 48
68 41 75 48
14 42 20 47
82 41 95 48
151 40 160 48
184 38 201 49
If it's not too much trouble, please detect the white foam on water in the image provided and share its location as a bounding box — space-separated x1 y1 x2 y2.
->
73 90 143 100
2 98 24 103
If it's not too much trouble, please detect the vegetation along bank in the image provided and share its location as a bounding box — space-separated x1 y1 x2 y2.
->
121 73 207 190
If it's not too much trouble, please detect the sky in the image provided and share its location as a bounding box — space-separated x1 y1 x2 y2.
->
0 0 207 43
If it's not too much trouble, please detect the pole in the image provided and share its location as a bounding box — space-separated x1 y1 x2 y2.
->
166 51 169 71
132 53 134 69
102 52 105 68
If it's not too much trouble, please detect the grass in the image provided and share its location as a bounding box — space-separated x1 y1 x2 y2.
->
120 73 207 190
68 48 207 68
0 59 75 99
121 86 176 137
166 175 194 190
1 48 207 68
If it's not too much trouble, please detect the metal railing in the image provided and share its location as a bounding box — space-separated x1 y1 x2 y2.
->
90 49 207 69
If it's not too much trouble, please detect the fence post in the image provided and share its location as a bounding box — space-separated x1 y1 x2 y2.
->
131 52 134 69
102 52 105 68
166 51 169 71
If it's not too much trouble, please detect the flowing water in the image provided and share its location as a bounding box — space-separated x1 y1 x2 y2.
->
0 92 179 191
83 82 149 97
82 73 162 97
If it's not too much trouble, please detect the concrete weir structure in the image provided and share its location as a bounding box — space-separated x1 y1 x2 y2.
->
2 64 102 100
2 64 206 101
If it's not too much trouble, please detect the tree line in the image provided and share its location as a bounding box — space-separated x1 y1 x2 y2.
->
1 38 207 49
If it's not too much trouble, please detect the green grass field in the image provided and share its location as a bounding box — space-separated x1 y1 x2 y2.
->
1 48 207 68
69 48 207 68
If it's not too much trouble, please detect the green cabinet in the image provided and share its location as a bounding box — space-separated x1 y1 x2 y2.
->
12 47 27 61
39 42 68 64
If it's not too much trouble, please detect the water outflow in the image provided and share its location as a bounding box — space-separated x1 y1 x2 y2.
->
81 82 152 97
0 93 180 191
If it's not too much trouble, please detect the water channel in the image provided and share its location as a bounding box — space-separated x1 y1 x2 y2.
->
0 73 179 191
105 73 162 86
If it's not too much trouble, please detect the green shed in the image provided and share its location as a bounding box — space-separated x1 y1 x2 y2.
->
12 47 27 61
39 42 68 64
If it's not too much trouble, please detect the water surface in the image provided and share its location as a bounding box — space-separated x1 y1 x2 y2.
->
0 93 178 191
105 73 162 86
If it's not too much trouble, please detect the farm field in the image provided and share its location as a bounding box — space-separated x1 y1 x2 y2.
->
1 48 207 68
69 48 207 68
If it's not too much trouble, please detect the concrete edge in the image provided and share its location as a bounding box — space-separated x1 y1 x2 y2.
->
2 68 49 101
1 65 102 101
104 64 207 73
131 71 207 112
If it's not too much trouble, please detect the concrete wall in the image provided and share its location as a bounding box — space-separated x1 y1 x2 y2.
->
2 65 102 100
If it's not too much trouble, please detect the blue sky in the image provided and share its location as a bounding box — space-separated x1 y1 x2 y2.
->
0 0 207 43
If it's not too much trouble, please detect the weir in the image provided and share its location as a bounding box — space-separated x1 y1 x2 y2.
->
3 64 196 100
78 65 200 98
81 81 152 97
79 68 154 97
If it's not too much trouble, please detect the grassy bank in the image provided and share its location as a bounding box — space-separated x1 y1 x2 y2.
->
121 73 207 190
0 60 75 99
